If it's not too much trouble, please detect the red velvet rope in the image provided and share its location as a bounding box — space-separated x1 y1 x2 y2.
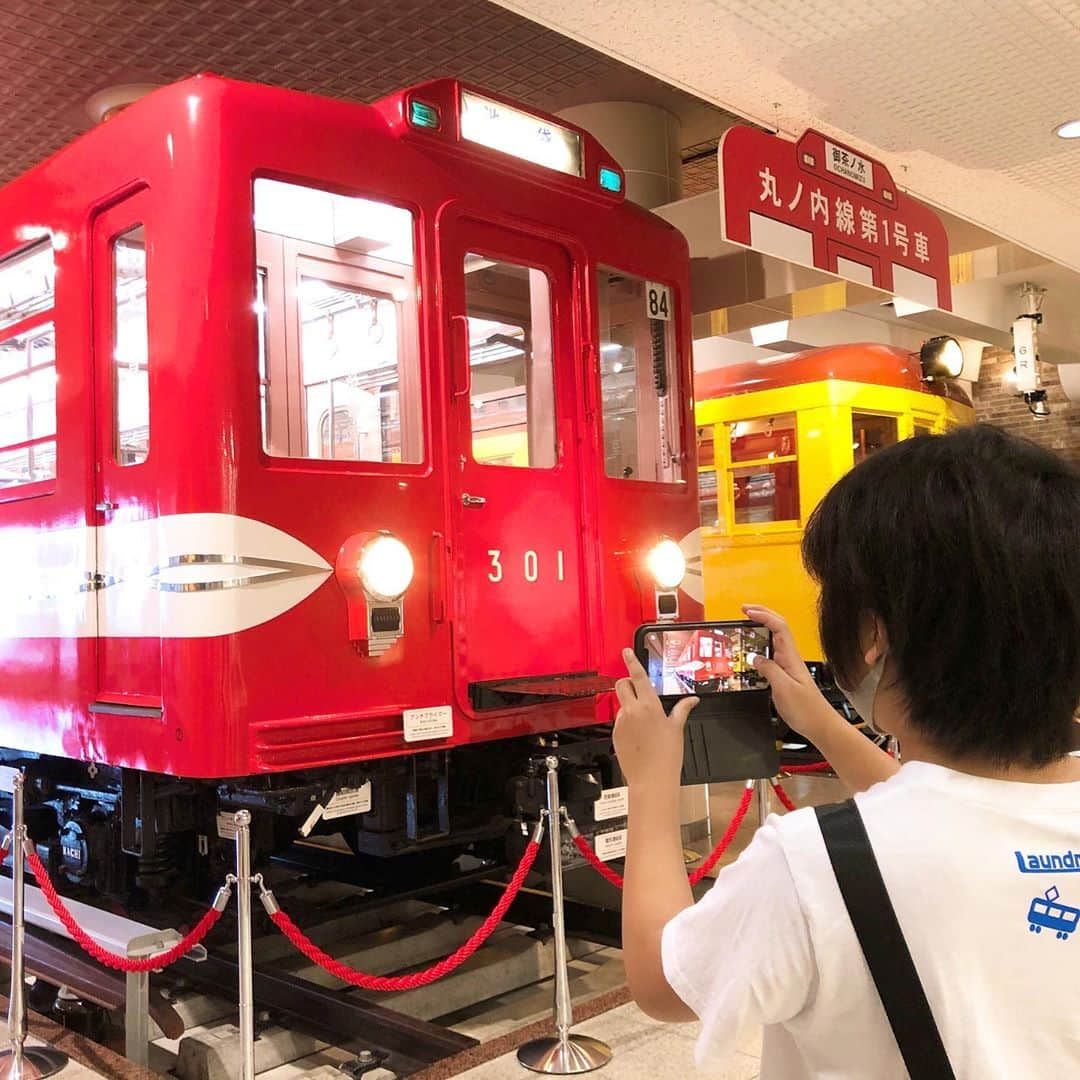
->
24 847 223 973
571 784 756 890
770 780 798 813
268 838 541 991
688 785 754 885
571 834 625 888
781 761 832 774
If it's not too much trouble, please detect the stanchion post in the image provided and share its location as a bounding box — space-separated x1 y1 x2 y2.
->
755 776 771 825
517 757 612 1075
233 810 256 1080
0 773 67 1080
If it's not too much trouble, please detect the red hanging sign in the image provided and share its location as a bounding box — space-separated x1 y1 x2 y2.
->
720 126 951 311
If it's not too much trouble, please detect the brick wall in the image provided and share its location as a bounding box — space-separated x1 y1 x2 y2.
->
972 348 1080 468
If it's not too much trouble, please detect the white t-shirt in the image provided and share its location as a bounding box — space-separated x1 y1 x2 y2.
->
661 762 1080 1078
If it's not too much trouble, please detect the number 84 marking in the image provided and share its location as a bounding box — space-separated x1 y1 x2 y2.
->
487 549 565 584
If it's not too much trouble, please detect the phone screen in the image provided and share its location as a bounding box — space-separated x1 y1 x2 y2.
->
640 624 771 695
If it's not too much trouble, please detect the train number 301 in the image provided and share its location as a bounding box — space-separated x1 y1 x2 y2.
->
487 549 565 584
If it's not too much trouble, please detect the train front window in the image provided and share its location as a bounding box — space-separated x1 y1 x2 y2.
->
113 226 149 466
596 268 681 483
852 412 898 464
464 255 556 469
0 239 56 491
254 179 422 464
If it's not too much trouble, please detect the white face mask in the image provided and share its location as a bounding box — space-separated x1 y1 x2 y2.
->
840 652 888 735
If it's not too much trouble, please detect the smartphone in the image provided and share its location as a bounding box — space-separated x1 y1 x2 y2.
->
634 621 772 697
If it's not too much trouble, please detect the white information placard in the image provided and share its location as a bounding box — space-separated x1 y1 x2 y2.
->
323 783 373 820
824 140 874 190
594 786 629 822
404 705 454 743
216 811 238 841
595 828 628 862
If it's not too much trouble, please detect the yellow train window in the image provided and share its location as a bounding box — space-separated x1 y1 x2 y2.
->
852 413 898 464
727 414 799 526
697 425 720 528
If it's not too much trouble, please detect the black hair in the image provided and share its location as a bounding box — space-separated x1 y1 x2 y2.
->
802 423 1080 768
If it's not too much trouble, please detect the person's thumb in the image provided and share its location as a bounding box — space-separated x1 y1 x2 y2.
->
753 655 789 688
670 696 700 728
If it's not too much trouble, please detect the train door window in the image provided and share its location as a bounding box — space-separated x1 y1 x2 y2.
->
463 255 555 469
852 412 898 465
597 268 682 483
0 239 56 492
727 414 798 526
254 178 422 464
113 226 149 466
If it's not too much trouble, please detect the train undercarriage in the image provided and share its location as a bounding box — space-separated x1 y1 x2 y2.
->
0 728 622 917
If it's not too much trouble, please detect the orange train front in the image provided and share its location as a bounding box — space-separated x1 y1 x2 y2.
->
0 75 699 899
689 342 974 661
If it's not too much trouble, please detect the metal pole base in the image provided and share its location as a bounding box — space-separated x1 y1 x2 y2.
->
517 1034 613 1075
0 1046 69 1079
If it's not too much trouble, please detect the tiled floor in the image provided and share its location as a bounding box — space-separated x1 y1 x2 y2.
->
454 1004 763 1079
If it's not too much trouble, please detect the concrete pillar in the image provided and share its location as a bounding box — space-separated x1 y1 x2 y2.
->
558 101 683 209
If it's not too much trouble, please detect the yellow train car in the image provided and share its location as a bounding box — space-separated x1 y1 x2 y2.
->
692 343 974 660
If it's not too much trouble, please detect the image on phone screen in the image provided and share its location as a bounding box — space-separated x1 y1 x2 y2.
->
642 625 771 695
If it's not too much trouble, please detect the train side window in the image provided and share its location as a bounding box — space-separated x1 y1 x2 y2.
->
597 268 682 483
0 239 56 491
113 227 150 466
727 414 799 526
913 420 935 438
254 179 422 465
852 412 898 465
697 424 721 528
464 255 556 469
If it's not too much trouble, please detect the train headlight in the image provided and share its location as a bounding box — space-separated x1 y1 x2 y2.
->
358 534 414 601
647 539 686 591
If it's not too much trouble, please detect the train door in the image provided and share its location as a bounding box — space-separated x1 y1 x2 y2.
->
443 219 591 701
91 191 162 706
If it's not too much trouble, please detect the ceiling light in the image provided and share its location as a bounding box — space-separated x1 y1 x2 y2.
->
750 320 789 347
1054 119 1080 139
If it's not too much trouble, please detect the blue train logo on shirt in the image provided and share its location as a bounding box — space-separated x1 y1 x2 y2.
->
1027 886 1078 941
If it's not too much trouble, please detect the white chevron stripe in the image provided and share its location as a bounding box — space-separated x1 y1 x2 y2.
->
0 514 332 639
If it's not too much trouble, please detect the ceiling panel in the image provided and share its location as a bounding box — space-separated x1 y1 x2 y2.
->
494 0 1080 272
0 0 721 187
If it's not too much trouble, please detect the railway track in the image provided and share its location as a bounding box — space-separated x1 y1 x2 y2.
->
3 848 626 1079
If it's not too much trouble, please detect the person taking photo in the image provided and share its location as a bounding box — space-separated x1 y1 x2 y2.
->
614 424 1080 1078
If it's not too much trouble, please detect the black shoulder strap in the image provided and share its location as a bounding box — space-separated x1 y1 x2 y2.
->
815 800 956 1080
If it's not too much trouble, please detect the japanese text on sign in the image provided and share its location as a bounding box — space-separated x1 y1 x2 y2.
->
825 140 873 190
758 166 932 264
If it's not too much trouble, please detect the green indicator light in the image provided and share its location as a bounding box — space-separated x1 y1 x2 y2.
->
409 100 440 129
599 167 623 193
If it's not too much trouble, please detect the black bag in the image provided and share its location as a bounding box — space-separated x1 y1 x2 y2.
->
815 801 956 1080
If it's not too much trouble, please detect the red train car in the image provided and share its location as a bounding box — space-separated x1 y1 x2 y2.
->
674 629 734 693
0 76 698 896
